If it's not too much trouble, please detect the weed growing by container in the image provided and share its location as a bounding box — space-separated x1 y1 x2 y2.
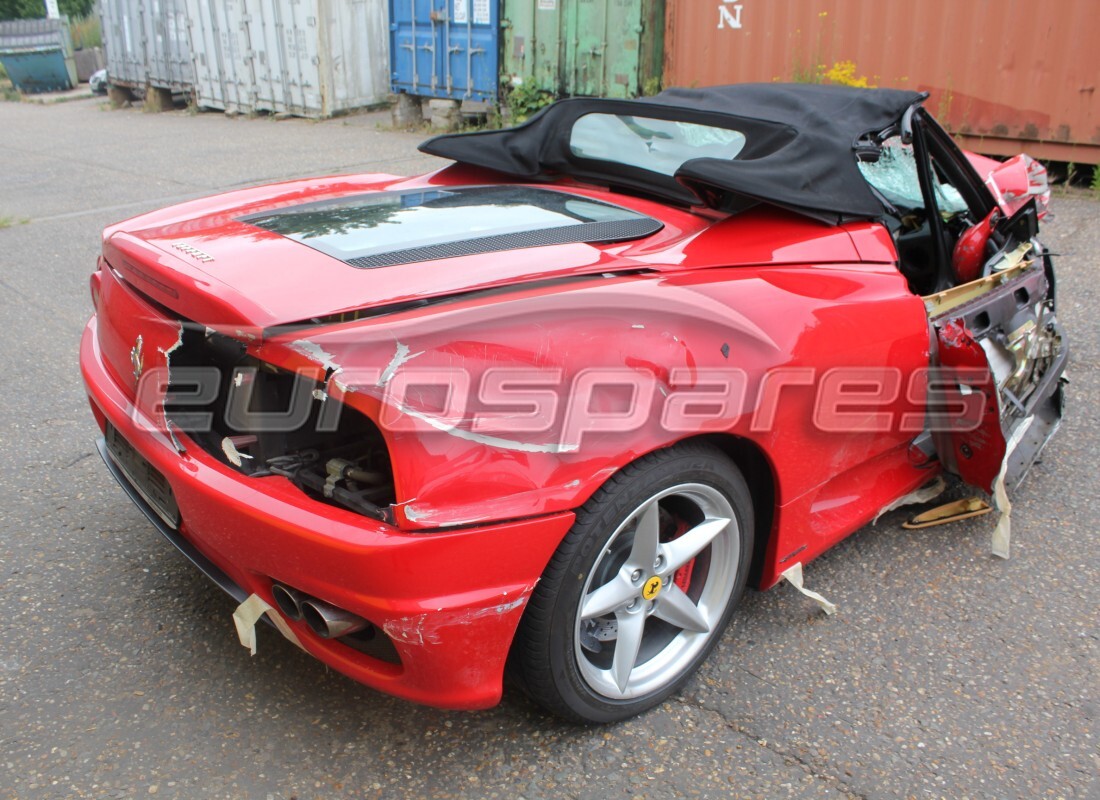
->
641 76 662 97
0 64 19 102
69 15 102 50
823 60 874 88
505 81 554 123
791 60 872 88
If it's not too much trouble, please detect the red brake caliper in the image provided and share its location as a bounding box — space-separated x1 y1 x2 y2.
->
670 519 695 592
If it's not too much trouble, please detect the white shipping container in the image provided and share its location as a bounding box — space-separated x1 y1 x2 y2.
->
186 0 389 118
100 0 141 85
101 0 193 90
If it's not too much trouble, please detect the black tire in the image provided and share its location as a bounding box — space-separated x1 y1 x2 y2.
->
511 441 754 723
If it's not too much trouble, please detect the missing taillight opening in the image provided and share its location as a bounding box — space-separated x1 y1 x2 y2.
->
163 325 396 522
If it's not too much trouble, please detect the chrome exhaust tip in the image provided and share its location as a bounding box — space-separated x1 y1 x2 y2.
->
300 598 369 639
271 583 305 621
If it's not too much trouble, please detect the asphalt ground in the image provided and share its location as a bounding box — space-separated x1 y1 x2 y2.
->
0 97 1096 800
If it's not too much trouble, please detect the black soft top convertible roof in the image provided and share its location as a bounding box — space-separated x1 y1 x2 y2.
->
420 83 926 225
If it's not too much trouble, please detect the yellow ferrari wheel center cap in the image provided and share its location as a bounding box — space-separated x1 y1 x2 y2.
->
641 575 663 600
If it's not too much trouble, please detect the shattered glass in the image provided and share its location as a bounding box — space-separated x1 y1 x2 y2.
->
858 138 968 215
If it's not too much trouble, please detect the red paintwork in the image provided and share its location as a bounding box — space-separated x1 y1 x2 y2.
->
952 209 998 284
965 151 1051 220
933 320 1006 494
83 161 952 710
82 317 574 709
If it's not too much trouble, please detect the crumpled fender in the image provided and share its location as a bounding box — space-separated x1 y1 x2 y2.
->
254 261 930 541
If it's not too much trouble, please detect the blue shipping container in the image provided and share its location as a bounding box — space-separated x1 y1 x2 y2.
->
389 0 498 102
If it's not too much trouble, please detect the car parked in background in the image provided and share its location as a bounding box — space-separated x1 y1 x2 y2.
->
89 68 108 95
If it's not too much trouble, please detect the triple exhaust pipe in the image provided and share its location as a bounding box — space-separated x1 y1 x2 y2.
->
271 583 369 639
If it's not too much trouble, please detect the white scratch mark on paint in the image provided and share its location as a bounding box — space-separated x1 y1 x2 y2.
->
166 421 185 453
376 341 424 387
381 588 535 647
290 339 341 373
159 323 186 453
396 403 578 454
291 339 356 393
158 324 184 361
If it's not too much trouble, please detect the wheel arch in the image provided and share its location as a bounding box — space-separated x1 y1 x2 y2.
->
562 432 779 591
507 433 774 720
684 433 777 591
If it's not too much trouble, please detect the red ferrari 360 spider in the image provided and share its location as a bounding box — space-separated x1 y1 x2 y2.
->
82 84 1065 722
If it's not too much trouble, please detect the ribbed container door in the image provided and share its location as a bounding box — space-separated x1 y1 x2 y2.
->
222 0 261 111
565 0 643 97
561 0 661 98
271 0 316 112
319 0 390 114
390 0 498 101
563 0 611 97
100 0 147 86
186 0 251 111
142 0 193 89
242 0 283 112
187 0 390 116
501 0 561 94
503 0 661 97
235 0 317 113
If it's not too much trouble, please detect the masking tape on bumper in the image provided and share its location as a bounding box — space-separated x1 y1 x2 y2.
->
991 469 1012 560
780 562 837 616
233 593 304 655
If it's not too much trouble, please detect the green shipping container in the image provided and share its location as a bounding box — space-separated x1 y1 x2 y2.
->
502 0 664 100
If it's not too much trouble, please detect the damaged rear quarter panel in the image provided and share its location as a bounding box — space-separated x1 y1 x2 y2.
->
258 259 932 588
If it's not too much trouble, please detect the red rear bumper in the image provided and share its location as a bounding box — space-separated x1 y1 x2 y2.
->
80 317 573 710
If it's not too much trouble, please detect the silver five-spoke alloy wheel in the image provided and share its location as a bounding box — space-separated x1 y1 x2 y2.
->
574 483 739 699
511 442 753 723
